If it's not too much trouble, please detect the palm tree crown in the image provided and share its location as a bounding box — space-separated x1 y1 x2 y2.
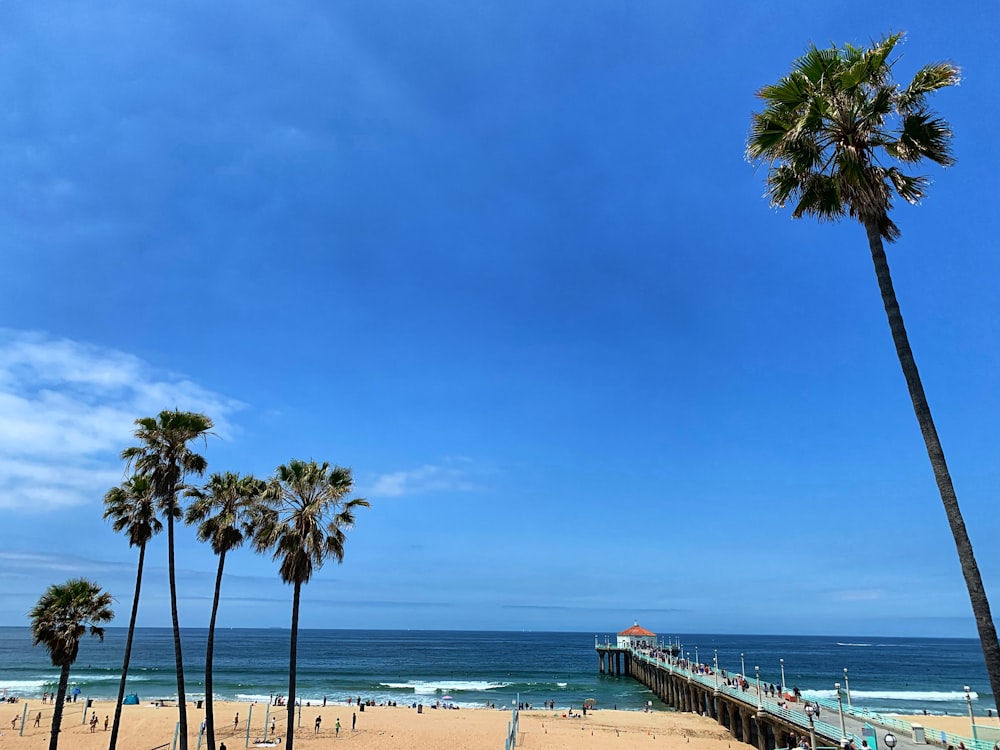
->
103 474 165 547
121 410 214 506
746 32 959 241
255 460 370 585
30 579 114 667
186 472 268 554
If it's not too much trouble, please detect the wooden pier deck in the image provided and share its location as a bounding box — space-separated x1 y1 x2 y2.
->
598 644 984 750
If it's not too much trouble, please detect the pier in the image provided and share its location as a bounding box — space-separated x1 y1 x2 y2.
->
596 637 991 750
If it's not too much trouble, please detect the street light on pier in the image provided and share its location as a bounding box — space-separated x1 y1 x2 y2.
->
844 668 852 707
965 686 978 742
755 666 763 711
835 682 847 742
695 646 699 667
780 658 786 694
714 650 719 691
741 652 746 677
804 702 817 750
884 733 897 750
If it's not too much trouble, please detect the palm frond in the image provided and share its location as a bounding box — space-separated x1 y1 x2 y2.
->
898 62 961 112
895 111 956 166
886 167 929 205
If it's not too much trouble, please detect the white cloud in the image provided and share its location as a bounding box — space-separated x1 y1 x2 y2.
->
368 460 485 498
0 329 243 512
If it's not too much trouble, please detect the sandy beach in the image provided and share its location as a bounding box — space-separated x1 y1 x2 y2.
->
893 714 1000 740
5 700 995 749
3 699 755 750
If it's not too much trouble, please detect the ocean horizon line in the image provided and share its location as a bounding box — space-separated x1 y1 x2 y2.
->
0 624 982 641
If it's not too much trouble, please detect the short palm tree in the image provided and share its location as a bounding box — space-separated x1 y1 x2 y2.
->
29 579 114 750
747 33 1000 701
253 460 369 750
103 474 164 750
121 409 214 750
185 472 268 750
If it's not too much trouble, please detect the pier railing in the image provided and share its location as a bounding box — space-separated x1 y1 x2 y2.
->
626 648 996 750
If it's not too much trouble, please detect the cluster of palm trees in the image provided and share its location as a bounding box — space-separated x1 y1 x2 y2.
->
29 409 368 750
747 33 1000 704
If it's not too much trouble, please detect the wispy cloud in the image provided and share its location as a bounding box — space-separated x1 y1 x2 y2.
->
0 329 243 512
367 459 486 498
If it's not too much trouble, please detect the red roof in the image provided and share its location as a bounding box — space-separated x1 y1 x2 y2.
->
618 623 656 637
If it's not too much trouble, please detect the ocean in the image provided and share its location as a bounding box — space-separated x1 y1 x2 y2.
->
0 628 992 716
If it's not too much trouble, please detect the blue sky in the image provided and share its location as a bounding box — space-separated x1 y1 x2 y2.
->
1 1 998 638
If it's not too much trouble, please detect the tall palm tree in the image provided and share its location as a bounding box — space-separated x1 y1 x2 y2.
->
29 579 114 750
103 474 164 750
747 33 1000 701
121 409 214 750
253 460 369 750
185 472 268 750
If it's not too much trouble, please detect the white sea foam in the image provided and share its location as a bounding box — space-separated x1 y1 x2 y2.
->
556 682 567 688
378 680 509 694
0 679 49 691
804 689 978 702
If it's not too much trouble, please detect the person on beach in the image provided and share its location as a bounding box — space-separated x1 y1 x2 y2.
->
352 712 356 731
315 715 321 733
270 719 276 735
11 715 18 729
335 718 341 737
104 715 109 731
33 712 40 727
220 744 226 750
234 712 239 731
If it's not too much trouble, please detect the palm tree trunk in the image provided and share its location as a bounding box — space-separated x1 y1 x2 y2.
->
286 581 301 750
49 663 70 750
108 541 146 750
204 548 226 750
866 219 1000 706
167 502 189 750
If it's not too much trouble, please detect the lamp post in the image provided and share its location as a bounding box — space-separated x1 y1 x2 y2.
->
780 658 786 694
714 650 719 690
741 652 746 677
884 733 897 750
835 682 847 742
844 668 852 707
805 702 817 750
755 666 763 711
965 686 978 742
695 646 699 667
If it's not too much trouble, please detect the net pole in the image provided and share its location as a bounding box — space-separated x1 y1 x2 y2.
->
18 702 27 736
245 703 253 749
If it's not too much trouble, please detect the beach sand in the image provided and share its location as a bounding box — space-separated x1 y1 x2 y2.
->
3 699 755 749
893 713 1000 740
